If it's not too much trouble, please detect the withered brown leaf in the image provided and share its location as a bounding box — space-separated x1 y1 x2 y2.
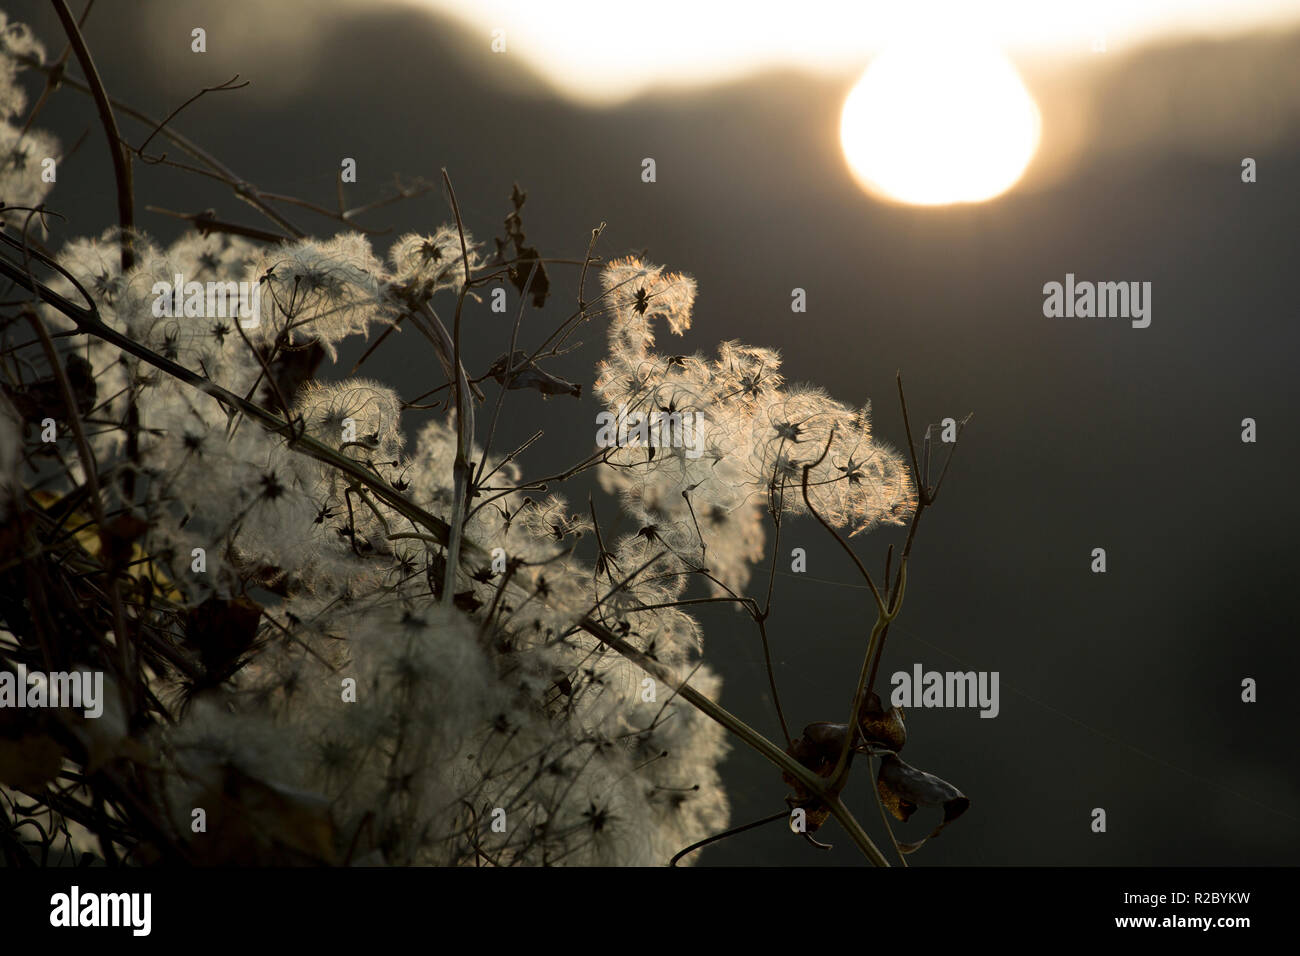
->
876 753 969 853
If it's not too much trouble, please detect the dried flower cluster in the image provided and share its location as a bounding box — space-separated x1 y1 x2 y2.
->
7 217 743 863
594 257 916 597
0 13 933 867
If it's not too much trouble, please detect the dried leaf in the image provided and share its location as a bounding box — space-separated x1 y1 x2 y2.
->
501 183 551 307
191 764 338 864
782 722 853 832
876 753 969 853
0 732 64 788
487 351 581 398
508 246 550 308
858 692 907 752
185 596 263 687
100 513 151 573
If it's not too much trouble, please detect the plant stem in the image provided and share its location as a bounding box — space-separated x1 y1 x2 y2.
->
577 615 890 867
50 0 133 271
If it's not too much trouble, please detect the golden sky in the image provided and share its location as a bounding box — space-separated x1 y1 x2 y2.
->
409 0 1300 103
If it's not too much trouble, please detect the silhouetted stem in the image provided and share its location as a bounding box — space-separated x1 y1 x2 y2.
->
577 615 890 866
50 0 133 271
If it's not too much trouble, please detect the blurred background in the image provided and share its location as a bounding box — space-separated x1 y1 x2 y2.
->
12 0 1300 865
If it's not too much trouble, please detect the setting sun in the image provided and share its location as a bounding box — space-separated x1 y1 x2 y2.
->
840 40 1041 205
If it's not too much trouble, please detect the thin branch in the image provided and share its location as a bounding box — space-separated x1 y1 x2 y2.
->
669 808 788 866
439 168 475 605
144 206 292 244
137 74 249 159
50 0 133 271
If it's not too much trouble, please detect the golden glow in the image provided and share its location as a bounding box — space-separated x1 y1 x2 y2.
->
839 41 1041 205
409 1 1300 105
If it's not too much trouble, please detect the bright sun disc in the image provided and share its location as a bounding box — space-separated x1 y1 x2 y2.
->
840 41 1041 206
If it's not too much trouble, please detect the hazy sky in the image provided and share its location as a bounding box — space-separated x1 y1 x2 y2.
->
409 0 1300 101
